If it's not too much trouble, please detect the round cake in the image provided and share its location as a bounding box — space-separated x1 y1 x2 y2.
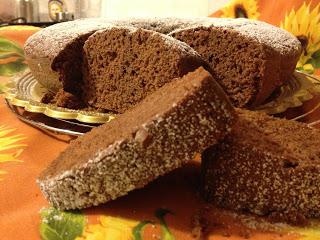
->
24 17 302 110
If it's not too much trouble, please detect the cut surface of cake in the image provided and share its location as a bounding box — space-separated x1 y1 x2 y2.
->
169 18 301 107
38 67 236 210
201 109 320 223
83 26 208 113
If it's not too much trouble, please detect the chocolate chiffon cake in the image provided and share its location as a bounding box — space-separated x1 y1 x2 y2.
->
24 18 301 110
201 109 320 223
38 67 236 210
83 27 208 113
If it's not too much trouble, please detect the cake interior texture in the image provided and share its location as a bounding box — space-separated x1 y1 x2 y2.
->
201 108 320 223
38 67 236 210
83 27 207 113
52 34 90 97
172 27 264 107
171 25 300 107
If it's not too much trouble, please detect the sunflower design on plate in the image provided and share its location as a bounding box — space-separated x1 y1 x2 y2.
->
281 2 320 74
220 0 260 19
0 126 26 181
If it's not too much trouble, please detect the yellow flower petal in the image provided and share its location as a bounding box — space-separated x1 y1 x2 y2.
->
0 126 26 181
290 222 320 240
0 154 23 162
221 0 260 20
76 216 139 240
302 63 315 72
0 128 17 137
281 3 320 70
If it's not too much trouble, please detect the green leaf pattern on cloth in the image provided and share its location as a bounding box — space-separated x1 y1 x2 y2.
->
71 208 175 240
40 208 86 240
0 58 27 76
132 220 153 240
308 50 320 69
155 208 175 240
0 38 24 56
0 37 27 77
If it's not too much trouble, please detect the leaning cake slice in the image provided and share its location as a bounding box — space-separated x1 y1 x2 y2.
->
201 109 320 223
38 67 236 210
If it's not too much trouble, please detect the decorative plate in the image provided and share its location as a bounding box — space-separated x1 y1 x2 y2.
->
254 71 320 114
3 70 115 124
3 69 320 127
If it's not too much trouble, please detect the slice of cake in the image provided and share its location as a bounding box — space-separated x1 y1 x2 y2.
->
201 109 320 223
169 18 301 107
38 67 236 210
82 26 208 113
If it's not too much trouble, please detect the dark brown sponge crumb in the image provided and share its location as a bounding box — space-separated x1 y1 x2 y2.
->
53 89 86 109
171 27 264 107
82 27 209 113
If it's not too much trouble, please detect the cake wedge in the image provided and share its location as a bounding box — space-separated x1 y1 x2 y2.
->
38 67 236 210
201 109 320 223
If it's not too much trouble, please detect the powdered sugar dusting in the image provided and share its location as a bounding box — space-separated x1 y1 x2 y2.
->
167 17 301 55
24 18 113 59
89 24 201 59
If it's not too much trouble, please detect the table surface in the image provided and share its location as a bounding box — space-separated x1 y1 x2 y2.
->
1 1 320 239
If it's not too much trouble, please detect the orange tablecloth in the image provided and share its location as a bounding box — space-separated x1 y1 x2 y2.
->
1 1 320 239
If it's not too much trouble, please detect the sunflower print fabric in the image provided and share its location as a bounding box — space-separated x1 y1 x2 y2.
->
221 0 260 19
213 0 320 75
0 126 25 181
281 3 320 73
1 2 320 240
